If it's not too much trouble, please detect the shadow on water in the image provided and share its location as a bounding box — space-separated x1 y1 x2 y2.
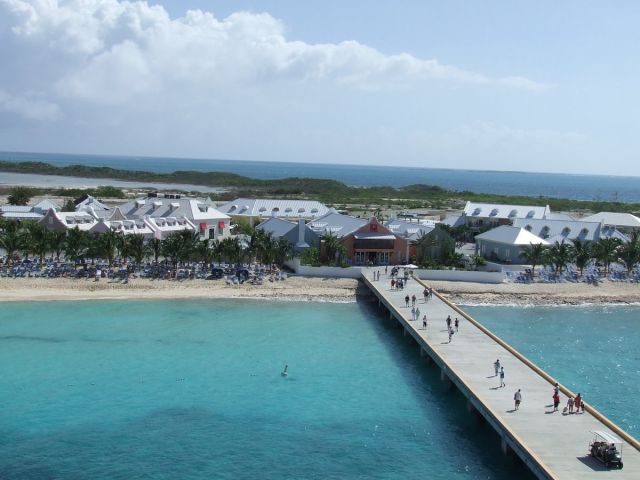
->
355 297 535 480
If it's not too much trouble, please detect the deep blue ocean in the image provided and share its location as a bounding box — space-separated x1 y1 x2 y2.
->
1 150 639 203
0 299 532 480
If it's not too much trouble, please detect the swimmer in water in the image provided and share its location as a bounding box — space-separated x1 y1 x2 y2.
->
281 364 288 377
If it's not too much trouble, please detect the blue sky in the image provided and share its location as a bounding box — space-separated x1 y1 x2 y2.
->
1 1 639 175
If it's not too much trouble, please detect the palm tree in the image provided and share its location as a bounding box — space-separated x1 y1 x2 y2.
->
0 220 23 266
617 231 640 274
220 236 243 267
127 234 146 269
547 241 575 274
572 239 592 276
273 238 294 267
97 230 119 267
160 233 184 273
411 232 438 264
64 227 89 267
211 239 224 266
195 239 215 268
146 237 162 265
519 243 547 276
177 230 199 266
49 230 66 262
321 232 341 265
22 222 52 266
592 237 621 274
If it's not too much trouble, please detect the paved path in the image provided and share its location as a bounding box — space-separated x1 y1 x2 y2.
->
363 269 640 480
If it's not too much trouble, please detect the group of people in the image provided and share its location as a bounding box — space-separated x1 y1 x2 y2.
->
445 315 459 343
552 383 585 414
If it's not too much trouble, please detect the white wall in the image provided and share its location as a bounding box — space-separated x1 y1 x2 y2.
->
414 269 505 284
286 259 505 283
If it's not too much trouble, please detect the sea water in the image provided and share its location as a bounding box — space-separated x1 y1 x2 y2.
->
2 150 640 202
0 299 530 480
465 305 640 435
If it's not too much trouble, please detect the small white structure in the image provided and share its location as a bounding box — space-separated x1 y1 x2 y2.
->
475 225 548 263
579 212 640 233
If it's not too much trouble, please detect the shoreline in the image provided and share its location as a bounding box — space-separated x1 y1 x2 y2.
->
424 279 640 306
0 277 360 303
2 277 640 306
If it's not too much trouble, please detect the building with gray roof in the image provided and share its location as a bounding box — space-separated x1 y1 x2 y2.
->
256 217 320 252
307 210 367 239
217 198 330 226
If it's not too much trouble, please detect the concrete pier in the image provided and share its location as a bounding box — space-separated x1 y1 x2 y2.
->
363 270 640 479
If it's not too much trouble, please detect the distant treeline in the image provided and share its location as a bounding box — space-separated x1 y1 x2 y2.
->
1 160 639 214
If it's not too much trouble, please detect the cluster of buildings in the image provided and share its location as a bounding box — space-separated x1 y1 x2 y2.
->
2 194 639 267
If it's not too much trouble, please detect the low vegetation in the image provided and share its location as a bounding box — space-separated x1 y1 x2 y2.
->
2 160 639 214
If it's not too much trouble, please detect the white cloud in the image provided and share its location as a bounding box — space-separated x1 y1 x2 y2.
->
0 0 550 111
0 89 60 121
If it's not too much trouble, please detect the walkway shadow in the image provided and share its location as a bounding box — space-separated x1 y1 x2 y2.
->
576 455 608 471
506 409 517 413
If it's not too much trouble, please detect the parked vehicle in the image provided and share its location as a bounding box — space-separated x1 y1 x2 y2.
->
589 431 623 469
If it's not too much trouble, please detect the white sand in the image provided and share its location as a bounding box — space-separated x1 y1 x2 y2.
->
2 276 638 305
0 277 359 303
426 279 640 305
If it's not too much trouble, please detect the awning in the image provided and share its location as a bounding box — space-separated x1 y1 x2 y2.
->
199 222 207 231
218 221 226 229
353 234 396 240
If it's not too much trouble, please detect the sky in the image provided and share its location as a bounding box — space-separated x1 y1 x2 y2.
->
0 0 639 175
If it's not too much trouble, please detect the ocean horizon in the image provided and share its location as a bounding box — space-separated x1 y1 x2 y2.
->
2 150 640 203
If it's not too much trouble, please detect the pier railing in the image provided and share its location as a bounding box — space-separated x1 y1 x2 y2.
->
415 277 640 452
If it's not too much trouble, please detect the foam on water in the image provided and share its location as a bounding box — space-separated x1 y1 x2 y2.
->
0 299 530 479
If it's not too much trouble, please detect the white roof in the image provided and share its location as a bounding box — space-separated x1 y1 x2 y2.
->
120 196 229 222
32 199 60 212
464 201 550 220
580 212 640 229
386 219 436 240
76 195 110 212
55 211 97 230
591 431 622 445
307 211 367 238
475 225 549 246
1 205 32 213
1 212 44 219
217 198 329 219
512 218 602 242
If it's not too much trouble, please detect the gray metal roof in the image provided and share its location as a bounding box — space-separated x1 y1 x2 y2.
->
386 219 435 241
307 211 367 238
475 225 548 245
512 218 602 242
217 198 329 219
119 196 228 222
256 217 297 237
464 201 549 220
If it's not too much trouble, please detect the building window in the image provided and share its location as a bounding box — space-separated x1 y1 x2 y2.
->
505 249 511 258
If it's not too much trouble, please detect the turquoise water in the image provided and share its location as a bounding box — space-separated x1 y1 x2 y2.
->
466 305 640 435
0 299 529 479
2 150 640 202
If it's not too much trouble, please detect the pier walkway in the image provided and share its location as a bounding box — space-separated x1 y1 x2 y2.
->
362 269 640 479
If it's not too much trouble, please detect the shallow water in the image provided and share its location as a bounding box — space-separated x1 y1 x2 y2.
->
0 299 529 479
465 304 640 435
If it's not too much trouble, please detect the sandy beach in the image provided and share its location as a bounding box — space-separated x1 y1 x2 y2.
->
0 277 360 303
425 279 640 305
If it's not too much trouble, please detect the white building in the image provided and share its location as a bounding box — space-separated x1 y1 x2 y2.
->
217 198 330 226
475 225 549 263
39 210 98 231
462 201 551 232
118 194 230 240
579 212 640 234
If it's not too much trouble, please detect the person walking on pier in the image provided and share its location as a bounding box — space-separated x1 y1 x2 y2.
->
552 391 560 412
422 315 427 330
494 359 501 377
411 306 416 320
454 317 459 332
574 393 582 413
423 288 429 303
499 367 505 387
411 294 416 306
446 315 452 329
405 295 410 307
566 396 575 414
514 389 522 410
415 307 421 322
448 325 453 343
